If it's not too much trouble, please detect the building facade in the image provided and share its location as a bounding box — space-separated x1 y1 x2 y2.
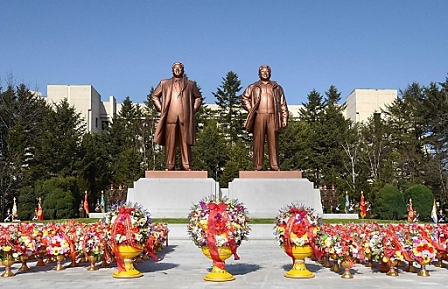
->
46 85 117 133
344 89 397 123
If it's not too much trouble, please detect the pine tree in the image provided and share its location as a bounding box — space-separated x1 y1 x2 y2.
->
0 82 50 219
192 119 229 181
105 97 145 186
213 71 247 144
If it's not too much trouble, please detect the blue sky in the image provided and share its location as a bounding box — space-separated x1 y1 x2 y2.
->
2 1 447 105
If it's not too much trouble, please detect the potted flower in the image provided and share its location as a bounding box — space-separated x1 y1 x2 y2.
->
104 202 153 278
274 202 320 279
46 232 71 271
187 195 250 282
83 223 106 271
381 226 408 277
412 237 436 277
0 225 18 277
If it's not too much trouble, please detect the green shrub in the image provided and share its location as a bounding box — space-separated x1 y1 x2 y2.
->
403 184 434 221
374 184 406 220
37 176 78 219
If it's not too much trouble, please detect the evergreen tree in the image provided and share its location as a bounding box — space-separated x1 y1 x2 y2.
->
192 119 228 182
278 115 309 171
78 132 112 203
0 82 50 219
141 87 165 170
383 83 428 184
105 97 144 187
213 71 247 144
220 139 252 187
422 80 448 201
320 86 350 191
37 98 85 177
298 89 325 185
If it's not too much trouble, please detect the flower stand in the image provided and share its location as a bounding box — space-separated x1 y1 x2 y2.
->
202 246 235 281
112 245 143 278
283 245 315 279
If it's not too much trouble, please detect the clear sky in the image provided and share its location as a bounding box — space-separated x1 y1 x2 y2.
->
2 1 447 105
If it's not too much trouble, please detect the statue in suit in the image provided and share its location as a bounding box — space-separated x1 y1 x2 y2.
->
242 65 288 171
152 62 202 170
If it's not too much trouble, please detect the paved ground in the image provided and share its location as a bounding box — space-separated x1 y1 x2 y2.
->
2 237 448 289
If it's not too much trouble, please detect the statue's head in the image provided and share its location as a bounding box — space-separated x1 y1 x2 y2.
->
172 62 184 78
258 65 271 81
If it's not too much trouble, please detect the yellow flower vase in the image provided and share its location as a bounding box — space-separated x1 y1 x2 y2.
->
201 246 235 282
112 245 143 279
54 254 66 271
1 255 15 277
18 255 31 271
283 245 315 279
417 259 430 277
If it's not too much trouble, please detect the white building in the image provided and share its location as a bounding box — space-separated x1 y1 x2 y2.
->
44 85 397 132
46 85 116 133
344 89 397 123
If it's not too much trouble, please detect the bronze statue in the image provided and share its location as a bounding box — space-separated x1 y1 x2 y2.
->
242 65 289 171
152 62 202 170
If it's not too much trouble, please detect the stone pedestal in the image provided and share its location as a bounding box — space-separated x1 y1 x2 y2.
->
227 171 322 218
127 171 218 218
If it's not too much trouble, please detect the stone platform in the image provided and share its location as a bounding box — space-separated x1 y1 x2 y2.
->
228 171 323 218
127 171 218 218
128 170 322 219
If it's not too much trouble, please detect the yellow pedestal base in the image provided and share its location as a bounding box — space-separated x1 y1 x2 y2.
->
283 245 315 279
112 245 143 279
112 268 143 279
285 259 315 279
202 246 235 282
203 265 235 282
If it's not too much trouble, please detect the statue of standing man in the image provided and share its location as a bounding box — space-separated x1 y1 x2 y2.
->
152 62 202 170
242 65 289 171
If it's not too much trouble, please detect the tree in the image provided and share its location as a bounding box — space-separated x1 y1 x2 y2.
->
278 116 309 171
383 83 428 184
320 86 350 191
298 89 325 185
0 82 50 219
78 132 112 203
374 184 406 220
105 97 144 187
37 98 85 177
213 71 247 144
141 87 165 171
422 80 448 202
220 139 252 187
403 184 434 221
192 119 228 182
37 176 78 219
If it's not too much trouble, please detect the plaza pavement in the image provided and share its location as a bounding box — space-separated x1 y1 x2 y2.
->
2 224 448 289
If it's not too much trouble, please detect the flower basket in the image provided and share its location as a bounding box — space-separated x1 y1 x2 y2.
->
187 196 250 282
104 202 154 278
274 203 320 279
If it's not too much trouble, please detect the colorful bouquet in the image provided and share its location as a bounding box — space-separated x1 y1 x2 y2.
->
274 203 320 247
187 195 250 248
104 202 153 248
0 225 18 260
412 238 436 264
46 233 70 256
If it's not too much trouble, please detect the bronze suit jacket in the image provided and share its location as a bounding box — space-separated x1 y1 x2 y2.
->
241 80 288 133
152 77 202 146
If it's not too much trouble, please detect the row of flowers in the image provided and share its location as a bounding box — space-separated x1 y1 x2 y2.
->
187 198 448 267
271 203 448 269
314 222 448 266
0 203 169 263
